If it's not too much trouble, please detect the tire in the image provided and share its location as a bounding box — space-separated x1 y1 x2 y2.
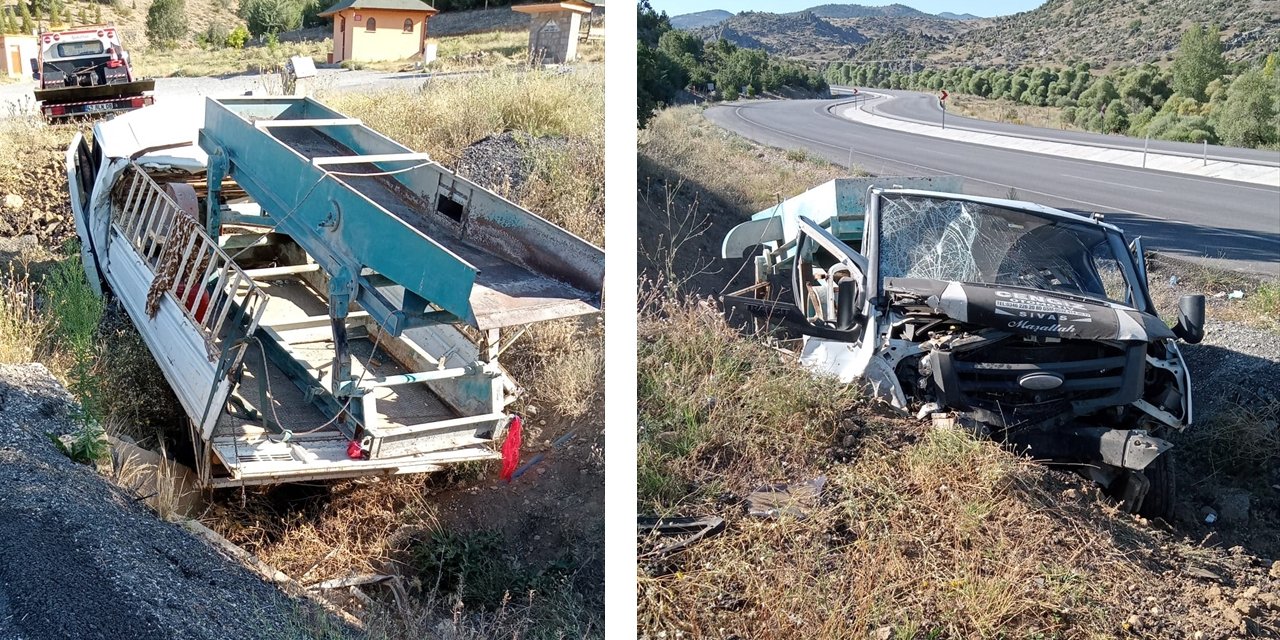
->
1137 451 1176 521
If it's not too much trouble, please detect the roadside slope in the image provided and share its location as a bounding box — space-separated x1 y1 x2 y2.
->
0 363 346 640
638 105 1280 639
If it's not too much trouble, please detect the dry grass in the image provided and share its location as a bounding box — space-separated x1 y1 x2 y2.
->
1146 252 1280 334
132 39 332 78
638 297 860 509
504 316 604 420
320 65 604 246
36 0 243 52
0 264 50 364
635 300 1278 639
640 106 850 215
948 95 1084 132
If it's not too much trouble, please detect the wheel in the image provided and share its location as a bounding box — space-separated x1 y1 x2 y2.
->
1137 451 1176 521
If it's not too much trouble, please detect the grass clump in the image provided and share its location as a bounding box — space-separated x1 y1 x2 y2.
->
321 65 604 246
131 38 330 77
640 106 850 215
638 298 859 510
636 296 1275 639
0 264 49 364
408 529 578 612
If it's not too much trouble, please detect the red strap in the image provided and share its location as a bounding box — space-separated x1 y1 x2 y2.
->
499 415 522 482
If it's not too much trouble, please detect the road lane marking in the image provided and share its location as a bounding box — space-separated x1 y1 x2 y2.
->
1062 174 1162 193
723 105 1280 249
830 87 1280 169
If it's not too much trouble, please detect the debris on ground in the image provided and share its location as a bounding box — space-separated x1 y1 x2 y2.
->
637 516 727 566
744 476 826 519
0 363 350 640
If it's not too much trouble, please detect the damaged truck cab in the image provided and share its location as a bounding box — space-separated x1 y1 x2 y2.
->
723 179 1204 518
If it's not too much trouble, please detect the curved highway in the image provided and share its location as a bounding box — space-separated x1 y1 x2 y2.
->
704 96 1280 276
838 87 1280 167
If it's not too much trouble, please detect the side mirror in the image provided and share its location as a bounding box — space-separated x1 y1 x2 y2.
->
1173 294 1205 344
835 277 859 331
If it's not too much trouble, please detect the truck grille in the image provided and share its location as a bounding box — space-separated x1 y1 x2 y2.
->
931 336 1143 428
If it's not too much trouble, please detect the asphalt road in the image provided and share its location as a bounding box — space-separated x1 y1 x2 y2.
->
705 97 1280 276
838 87 1280 167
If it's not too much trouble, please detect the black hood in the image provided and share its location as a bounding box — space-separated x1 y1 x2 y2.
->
884 278 1174 342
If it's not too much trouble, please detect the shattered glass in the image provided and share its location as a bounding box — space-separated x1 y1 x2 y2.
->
878 194 1133 305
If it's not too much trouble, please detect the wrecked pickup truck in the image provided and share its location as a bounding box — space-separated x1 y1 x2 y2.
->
722 178 1204 518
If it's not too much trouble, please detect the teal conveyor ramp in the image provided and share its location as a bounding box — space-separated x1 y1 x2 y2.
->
198 96 603 335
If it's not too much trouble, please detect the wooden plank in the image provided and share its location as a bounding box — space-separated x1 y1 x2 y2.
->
255 118 363 129
245 264 322 279
269 311 369 333
310 152 430 167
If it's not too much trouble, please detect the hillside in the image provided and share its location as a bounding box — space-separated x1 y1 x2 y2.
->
670 9 733 30
692 10 868 59
943 0 1280 66
804 2 931 18
937 11 982 20
679 0 1278 67
29 0 247 49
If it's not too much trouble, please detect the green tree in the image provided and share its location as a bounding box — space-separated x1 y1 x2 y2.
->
1102 98 1129 133
18 2 32 33
637 0 670 48
2 8 14 34
1171 25 1227 102
145 0 187 47
637 41 685 127
49 0 62 26
225 24 250 48
238 0 302 37
93 3 101 24
658 29 708 87
1215 69 1278 148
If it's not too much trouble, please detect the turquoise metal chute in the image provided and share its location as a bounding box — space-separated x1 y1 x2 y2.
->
198 96 603 334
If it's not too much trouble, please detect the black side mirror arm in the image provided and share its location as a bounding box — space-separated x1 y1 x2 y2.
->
1173 294 1205 344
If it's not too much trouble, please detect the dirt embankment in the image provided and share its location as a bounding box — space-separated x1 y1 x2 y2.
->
0 364 348 640
638 106 1280 638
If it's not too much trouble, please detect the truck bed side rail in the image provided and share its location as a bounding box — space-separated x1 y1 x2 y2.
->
109 163 269 437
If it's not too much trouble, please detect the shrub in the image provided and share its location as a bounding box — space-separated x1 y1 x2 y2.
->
238 0 302 37
202 22 229 49
145 0 188 48
225 24 250 49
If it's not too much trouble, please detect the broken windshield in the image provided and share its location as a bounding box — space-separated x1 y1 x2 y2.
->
877 193 1135 305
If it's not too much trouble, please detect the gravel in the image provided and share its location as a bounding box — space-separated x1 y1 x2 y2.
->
1181 319 1280 420
0 363 345 640
455 131 570 195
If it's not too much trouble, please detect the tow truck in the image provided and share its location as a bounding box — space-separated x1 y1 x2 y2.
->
32 25 154 119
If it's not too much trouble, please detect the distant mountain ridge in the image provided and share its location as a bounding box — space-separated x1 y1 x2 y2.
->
669 0 1277 65
670 9 734 30
692 10 869 59
804 3 932 18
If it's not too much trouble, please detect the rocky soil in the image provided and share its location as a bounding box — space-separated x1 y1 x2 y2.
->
0 363 348 640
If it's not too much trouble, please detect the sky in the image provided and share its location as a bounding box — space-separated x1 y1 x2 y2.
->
646 0 1045 19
